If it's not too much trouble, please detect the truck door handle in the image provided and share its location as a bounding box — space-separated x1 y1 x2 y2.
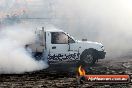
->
52 46 56 49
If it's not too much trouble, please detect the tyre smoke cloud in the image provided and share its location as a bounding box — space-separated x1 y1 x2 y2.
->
0 24 48 74
51 0 132 58
1 0 132 59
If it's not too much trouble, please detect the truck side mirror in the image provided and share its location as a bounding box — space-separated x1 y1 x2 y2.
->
68 37 71 44
68 37 75 43
82 38 87 41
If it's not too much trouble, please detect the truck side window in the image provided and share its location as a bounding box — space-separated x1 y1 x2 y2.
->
68 37 75 43
51 32 68 44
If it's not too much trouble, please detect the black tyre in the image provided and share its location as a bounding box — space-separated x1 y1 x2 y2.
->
80 49 96 66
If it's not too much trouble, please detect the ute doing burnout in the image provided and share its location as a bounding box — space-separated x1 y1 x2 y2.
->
26 27 106 68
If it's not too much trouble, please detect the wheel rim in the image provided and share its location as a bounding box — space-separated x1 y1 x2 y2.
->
84 54 93 64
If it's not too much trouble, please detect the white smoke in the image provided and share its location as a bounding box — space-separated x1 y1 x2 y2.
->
0 24 48 74
2 0 132 59
50 0 132 58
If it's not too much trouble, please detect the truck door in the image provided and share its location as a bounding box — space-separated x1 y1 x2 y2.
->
48 32 79 64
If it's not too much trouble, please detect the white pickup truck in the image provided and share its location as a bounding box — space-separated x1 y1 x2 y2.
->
26 27 106 67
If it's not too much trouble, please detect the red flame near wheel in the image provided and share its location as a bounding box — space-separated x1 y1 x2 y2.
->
78 65 86 76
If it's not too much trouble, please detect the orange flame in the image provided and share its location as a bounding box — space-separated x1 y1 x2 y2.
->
78 65 86 76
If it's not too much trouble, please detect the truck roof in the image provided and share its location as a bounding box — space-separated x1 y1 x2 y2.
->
38 27 64 32
45 29 64 32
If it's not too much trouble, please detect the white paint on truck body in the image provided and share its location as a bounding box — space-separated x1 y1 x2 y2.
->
27 28 106 64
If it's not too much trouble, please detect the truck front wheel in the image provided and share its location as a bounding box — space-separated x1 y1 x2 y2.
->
80 49 96 66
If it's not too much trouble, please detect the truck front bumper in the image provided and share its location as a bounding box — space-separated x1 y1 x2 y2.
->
97 51 106 59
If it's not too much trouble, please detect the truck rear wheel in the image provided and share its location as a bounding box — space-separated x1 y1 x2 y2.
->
80 49 96 66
